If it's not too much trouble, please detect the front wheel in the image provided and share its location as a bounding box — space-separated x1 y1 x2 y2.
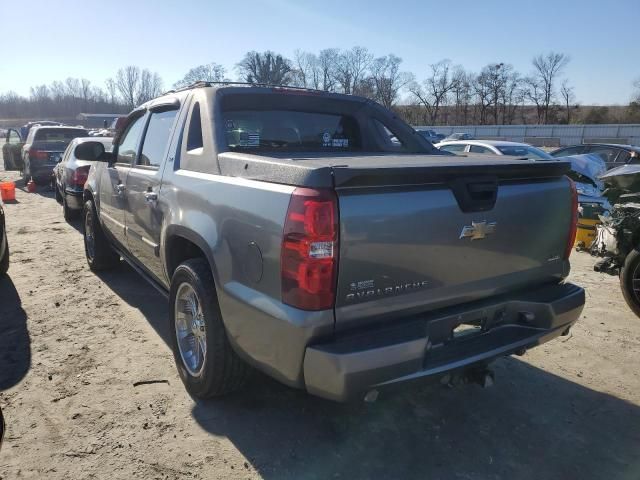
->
82 200 118 271
169 259 250 398
620 249 640 318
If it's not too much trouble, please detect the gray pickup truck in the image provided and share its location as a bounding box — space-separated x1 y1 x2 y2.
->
77 83 584 402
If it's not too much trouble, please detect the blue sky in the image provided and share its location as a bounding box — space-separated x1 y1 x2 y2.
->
1 0 637 104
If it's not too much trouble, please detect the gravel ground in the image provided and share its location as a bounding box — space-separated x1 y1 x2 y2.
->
0 163 639 480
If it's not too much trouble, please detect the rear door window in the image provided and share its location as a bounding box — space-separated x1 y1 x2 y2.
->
34 129 88 142
138 110 178 168
438 144 466 153
223 110 361 152
588 146 619 164
469 145 492 154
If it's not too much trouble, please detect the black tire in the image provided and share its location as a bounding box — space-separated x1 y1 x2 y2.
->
62 193 77 220
82 199 118 271
169 258 250 398
620 249 640 318
0 238 8 276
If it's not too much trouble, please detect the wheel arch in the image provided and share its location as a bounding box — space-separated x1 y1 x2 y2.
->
164 226 218 285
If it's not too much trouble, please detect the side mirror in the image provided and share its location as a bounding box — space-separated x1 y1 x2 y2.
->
74 141 114 163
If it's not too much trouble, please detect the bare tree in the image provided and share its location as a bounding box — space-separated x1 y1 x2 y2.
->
471 70 494 124
137 70 163 105
291 50 317 88
174 63 226 88
370 54 412 109
409 60 457 124
116 66 140 109
105 78 118 105
531 52 569 124
450 67 472 125
633 78 640 104
334 46 373 94
237 51 293 85
522 76 546 124
560 80 576 123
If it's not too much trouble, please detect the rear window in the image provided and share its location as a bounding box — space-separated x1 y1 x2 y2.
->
223 110 361 152
34 128 88 142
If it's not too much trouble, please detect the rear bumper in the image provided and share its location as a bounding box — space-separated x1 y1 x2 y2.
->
304 282 584 402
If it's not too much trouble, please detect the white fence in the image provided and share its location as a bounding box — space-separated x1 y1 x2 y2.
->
417 124 640 147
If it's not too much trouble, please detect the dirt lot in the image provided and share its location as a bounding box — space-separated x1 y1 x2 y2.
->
0 163 639 480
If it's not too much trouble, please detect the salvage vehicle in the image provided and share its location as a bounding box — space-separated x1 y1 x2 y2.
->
0 200 9 275
415 128 445 144
592 165 640 316
21 126 88 184
54 137 113 220
77 83 584 402
550 143 640 170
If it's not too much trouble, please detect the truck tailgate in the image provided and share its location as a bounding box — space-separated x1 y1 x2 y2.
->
334 162 573 330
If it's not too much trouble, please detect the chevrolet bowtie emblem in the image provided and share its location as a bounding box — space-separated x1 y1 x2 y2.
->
459 221 497 240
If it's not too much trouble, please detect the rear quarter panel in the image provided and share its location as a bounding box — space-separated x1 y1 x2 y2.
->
159 169 335 386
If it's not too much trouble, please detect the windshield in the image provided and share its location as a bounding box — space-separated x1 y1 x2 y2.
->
496 145 553 160
224 110 362 152
34 128 88 142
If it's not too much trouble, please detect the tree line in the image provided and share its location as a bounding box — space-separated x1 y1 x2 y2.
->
0 48 639 126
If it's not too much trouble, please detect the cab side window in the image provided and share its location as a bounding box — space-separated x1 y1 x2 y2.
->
117 115 146 165
138 110 179 168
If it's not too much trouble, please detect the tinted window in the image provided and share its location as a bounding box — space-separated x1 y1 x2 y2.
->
616 150 631 164
117 115 146 165
551 146 585 157
496 146 552 160
139 110 178 167
223 110 361 152
588 146 619 164
439 144 466 153
34 128 88 142
187 102 203 151
469 145 492 154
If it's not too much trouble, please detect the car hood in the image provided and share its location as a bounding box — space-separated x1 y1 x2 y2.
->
600 164 640 192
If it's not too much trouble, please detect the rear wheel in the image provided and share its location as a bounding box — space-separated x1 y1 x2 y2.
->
169 258 250 398
620 249 640 318
82 199 118 271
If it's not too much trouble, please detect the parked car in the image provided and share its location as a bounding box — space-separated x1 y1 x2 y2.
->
443 132 474 141
21 126 88 184
77 84 584 402
0 200 8 275
550 144 640 170
54 137 113 220
415 129 445 143
435 140 553 160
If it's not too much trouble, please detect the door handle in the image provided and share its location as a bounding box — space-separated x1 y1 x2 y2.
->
116 184 126 194
144 191 158 203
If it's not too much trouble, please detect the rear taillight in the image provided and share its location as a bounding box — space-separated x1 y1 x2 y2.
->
564 178 578 259
281 188 338 310
71 166 90 187
29 148 48 161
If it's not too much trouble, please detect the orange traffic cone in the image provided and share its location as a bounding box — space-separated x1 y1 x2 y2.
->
27 177 36 193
